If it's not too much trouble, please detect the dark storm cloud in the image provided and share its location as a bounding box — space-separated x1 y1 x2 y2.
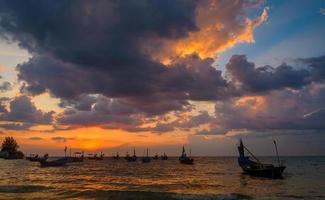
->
226 55 312 93
297 55 325 82
0 122 33 130
0 0 197 70
0 95 54 124
0 0 238 107
17 53 231 114
210 83 325 134
3 0 324 135
0 81 11 92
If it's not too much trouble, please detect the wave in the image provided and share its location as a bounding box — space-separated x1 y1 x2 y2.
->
0 185 50 193
63 190 252 200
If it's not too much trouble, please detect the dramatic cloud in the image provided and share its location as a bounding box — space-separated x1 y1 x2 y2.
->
227 55 308 92
160 1 268 60
0 1 266 103
226 55 325 93
0 81 11 92
199 82 325 135
6 0 311 134
0 95 54 126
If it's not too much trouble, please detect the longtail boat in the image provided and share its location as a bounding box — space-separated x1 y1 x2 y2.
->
26 154 45 162
113 152 120 160
39 154 67 167
179 146 194 165
127 148 137 162
142 148 151 163
161 153 168 160
152 153 159 160
67 151 84 162
238 139 286 179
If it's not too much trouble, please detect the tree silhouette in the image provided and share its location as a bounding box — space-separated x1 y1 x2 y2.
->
1 136 19 153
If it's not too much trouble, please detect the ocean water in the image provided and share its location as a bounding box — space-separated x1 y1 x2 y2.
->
0 157 324 200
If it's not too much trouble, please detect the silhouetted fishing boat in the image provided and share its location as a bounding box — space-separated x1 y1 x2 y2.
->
96 152 104 160
161 153 168 160
88 152 104 160
88 153 97 160
124 152 130 160
127 148 137 162
152 153 159 160
238 139 286 179
39 154 67 167
26 154 45 162
113 152 119 160
67 151 84 162
179 146 194 164
142 148 151 163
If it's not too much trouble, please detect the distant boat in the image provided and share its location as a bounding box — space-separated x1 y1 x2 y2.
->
88 152 104 160
88 153 96 160
142 148 151 163
124 152 130 160
26 154 45 162
67 151 84 162
161 153 168 160
113 152 119 160
179 146 194 165
237 139 286 179
39 154 67 167
127 148 137 162
152 153 159 160
96 152 104 160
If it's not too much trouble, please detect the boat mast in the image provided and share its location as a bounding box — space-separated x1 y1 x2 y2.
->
273 140 281 167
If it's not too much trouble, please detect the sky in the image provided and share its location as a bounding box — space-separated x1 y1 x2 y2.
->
0 0 325 156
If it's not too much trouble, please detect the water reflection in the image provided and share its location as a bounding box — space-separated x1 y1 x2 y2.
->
0 157 324 199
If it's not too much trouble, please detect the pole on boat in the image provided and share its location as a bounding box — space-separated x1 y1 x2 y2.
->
273 140 281 167
243 145 261 164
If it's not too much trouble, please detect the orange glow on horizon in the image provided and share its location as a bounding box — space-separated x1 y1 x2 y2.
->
1 126 189 155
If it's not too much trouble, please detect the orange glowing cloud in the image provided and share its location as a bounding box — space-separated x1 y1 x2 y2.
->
235 96 265 111
154 2 268 64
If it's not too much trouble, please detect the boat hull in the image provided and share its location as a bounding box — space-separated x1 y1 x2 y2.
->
39 158 67 167
127 157 137 162
241 166 286 179
142 157 151 163
179 158 194 165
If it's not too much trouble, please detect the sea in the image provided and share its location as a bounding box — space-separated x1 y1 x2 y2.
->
0 157 324 200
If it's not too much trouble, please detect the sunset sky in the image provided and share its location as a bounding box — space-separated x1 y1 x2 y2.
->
0 0 325 156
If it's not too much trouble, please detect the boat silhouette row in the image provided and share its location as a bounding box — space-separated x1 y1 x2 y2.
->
26 146 192 167
25 139 286 179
